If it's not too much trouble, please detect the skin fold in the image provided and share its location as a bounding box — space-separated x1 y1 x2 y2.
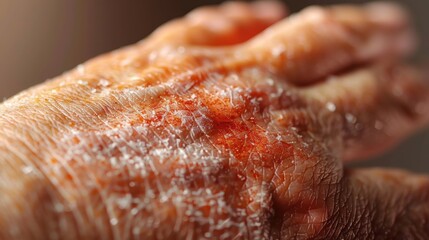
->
0 1 428 239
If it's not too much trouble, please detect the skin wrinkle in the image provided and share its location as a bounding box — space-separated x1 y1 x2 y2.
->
50 155 92 239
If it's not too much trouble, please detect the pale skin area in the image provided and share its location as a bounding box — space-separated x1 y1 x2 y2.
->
0 1 429 239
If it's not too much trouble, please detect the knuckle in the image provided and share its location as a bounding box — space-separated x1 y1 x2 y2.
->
301 6 331 23
186 6 218 20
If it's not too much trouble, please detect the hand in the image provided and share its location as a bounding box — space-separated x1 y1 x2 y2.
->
0 1 428 239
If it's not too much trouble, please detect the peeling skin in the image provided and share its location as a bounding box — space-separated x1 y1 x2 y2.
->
1 2 429 240
45 68 339 239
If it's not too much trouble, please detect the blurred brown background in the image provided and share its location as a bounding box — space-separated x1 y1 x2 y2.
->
0 0 428 172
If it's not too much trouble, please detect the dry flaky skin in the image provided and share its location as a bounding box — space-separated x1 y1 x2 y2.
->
0 1 429 239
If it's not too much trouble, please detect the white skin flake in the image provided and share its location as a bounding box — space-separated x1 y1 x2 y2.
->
46 66 331 239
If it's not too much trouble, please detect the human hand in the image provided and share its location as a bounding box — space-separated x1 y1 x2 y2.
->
0 1 428 239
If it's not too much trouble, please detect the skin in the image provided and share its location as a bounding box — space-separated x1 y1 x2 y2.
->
0 1 429 239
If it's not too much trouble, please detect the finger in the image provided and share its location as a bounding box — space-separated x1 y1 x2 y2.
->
146 1 287 47
244 2 415 85
328 168 429 238
301 64 429 161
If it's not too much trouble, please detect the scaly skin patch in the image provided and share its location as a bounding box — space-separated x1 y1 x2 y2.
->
51 64 338 239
